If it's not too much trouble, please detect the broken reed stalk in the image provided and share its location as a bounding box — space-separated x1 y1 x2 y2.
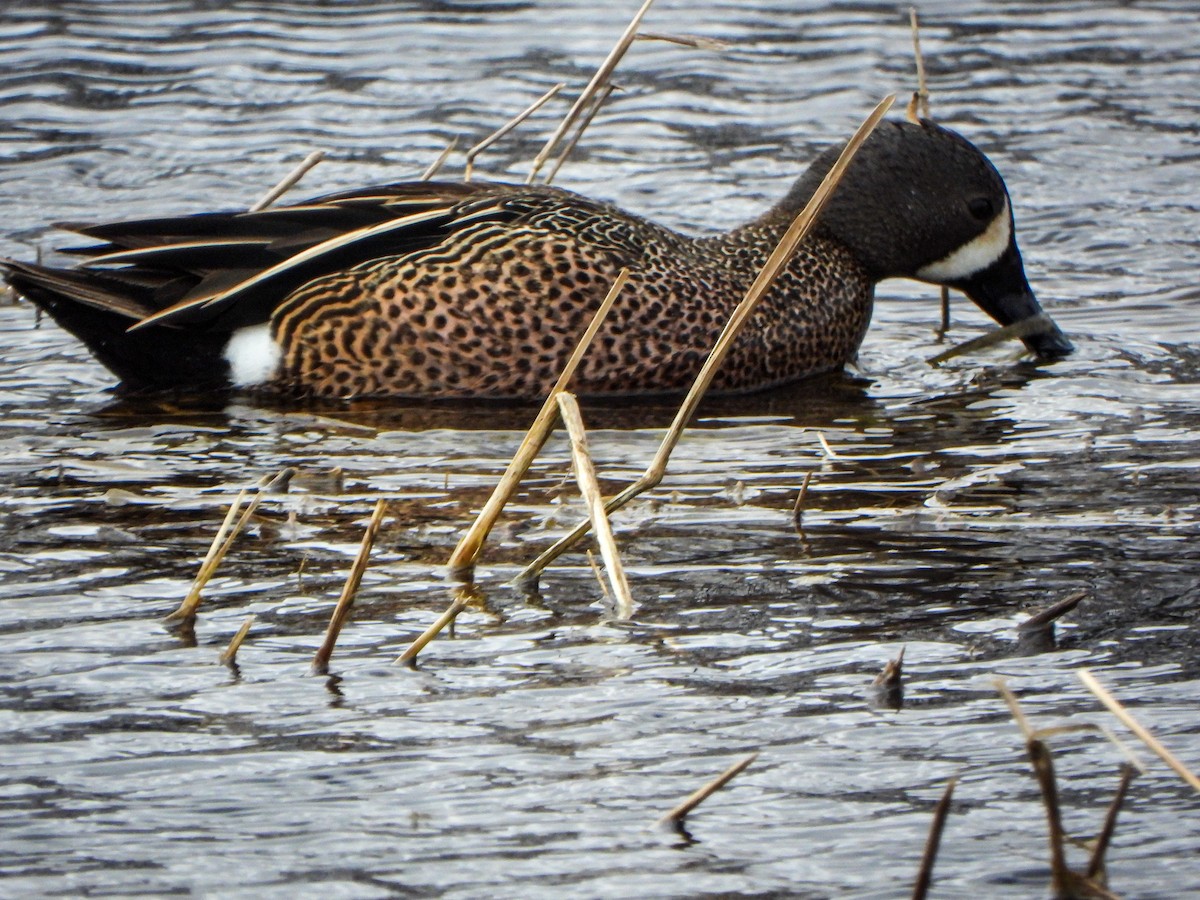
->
166 468 294 623
421 136 459 181
999 679 1128 900
911 775 957 900
908 8 931 120
938 287 952 337
634 31 731 51
249 150 326 212
557 391 635 619
996 677 1034 739
399 273 629 663
526 0 655 183
1028 740 1121 900
1021 589 1087 631
517 95 895 585
1088 764 1135 881
312 498 388 674
926 312 1055 366
219 615 256 665
586 549 614 604
904 10 953 336
875 645 905 687
658 751 759 826
396 585 477 666
1078 668 1200 793
444 267 630 580
464 83 566 182
544 83 617 186
177 489 245 606
791 470 813 528
1026 738 1084 899
167 489 254 622
815 430 838 459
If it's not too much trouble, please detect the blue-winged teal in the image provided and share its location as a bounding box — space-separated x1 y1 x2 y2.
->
2 119 1070 400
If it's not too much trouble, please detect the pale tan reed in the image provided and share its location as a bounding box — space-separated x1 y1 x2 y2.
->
312 498 389 673
1079 668 1200 793
249 150 326 212
445 268 630 579
557 392 634 619
526 0 655 183
465 83 566 182
219 615 256 665
517 95 895 585
421 136 459 181
658 752 759 825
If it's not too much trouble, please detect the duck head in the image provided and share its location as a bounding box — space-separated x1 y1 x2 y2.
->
787 118 1072 358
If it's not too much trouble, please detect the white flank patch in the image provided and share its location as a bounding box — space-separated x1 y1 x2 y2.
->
916 199 1011 282
223 323 282 386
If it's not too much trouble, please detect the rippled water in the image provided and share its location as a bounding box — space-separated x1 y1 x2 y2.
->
2 2 1199 897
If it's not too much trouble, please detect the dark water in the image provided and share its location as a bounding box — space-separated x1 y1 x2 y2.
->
2 2 1199 897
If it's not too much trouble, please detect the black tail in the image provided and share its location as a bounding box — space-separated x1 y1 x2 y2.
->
2 259 231 391
2 180 515 393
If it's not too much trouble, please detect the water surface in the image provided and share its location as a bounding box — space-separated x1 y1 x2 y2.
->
1 2 1198 897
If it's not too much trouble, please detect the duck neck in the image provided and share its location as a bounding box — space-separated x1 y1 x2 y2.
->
709 167 847 267
758 163 831 229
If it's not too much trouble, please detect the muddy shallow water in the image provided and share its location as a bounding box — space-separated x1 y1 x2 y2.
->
2 2 1199 897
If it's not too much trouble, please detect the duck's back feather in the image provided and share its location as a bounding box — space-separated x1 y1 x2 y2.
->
47 181 568 332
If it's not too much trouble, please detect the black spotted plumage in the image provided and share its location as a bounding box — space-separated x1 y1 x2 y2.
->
1 119 1071 399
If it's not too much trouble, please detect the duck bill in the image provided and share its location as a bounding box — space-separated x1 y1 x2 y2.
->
957 242 1073 358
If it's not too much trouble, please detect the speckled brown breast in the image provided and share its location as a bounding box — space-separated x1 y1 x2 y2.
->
270 191 874 400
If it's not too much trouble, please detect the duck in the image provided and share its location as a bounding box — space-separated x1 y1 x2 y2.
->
1 118 1071 401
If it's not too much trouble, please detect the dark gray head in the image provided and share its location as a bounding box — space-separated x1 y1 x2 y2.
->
783 119 1071 357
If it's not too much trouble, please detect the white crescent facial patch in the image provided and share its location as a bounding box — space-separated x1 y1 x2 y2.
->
916 198 1011 282
223 323 282 386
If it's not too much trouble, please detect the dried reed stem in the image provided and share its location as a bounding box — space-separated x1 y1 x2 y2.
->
517 96 895 585
167 469 293 623
586 549 613 603
658 751 759 826
396 586 477 666
421 136 459 181
634 31 731 51
908 8 931 120
544 83 617 186
791 470 813 529
911 774 957 900
219 615 256 665
557 392 634 619
196 490 245 577
312 498 388 674
926 312 1056 366
875 645 905 687
1000 678 1126 899
1088 764 1135 880
904 9 954 336
1027 738 1076 898
938 286 952 337
995 677 1034 739
465 83 565 182
445 267 629 580
526 0 656 183
406 275 629 662
1021 589 1087 631
249 150 326 212
815 431 838 458
1026 741 1118 899
167 489 254 622
1078 668 1200 793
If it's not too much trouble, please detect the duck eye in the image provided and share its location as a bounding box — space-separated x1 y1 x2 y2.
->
968 197 995 221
